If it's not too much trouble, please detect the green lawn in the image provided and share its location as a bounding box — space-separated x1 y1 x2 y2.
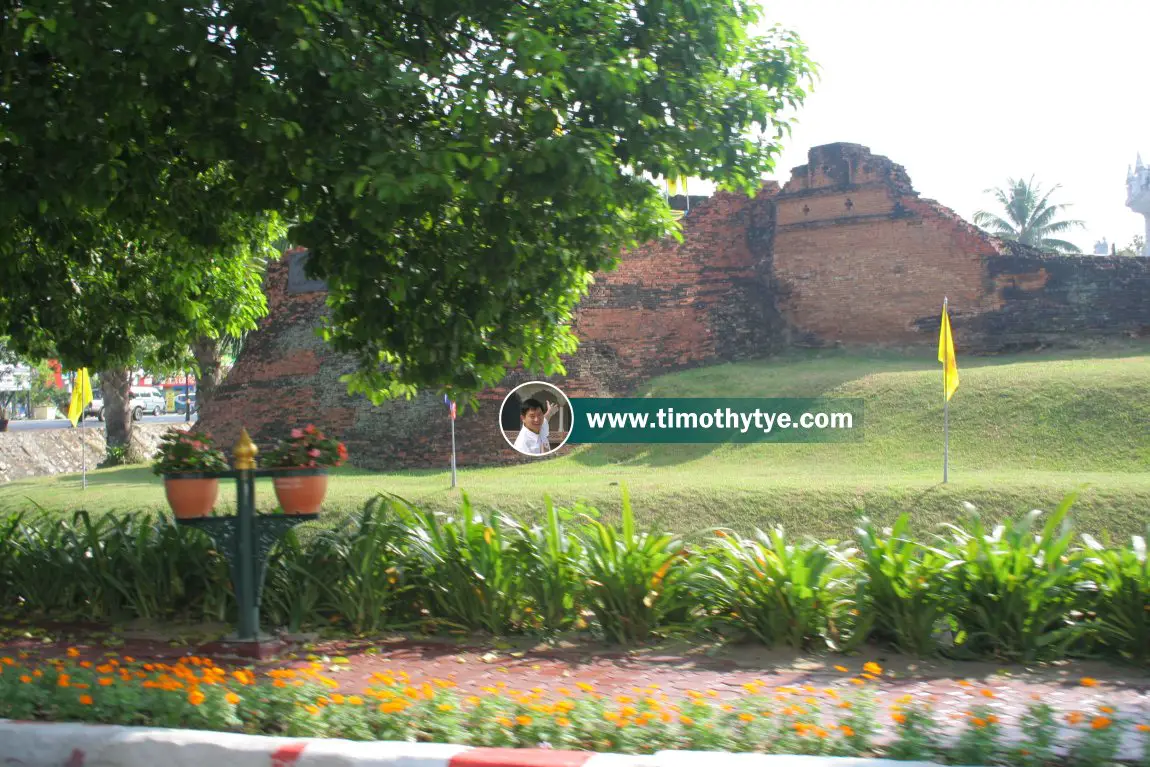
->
3 342 1149 538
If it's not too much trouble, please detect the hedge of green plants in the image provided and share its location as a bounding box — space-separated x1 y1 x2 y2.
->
0 489 1147 663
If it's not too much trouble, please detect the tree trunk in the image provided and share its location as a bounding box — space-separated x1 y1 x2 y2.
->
100 368 134 465
191 335 224 410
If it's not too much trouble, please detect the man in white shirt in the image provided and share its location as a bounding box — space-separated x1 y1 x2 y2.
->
513 398 558 455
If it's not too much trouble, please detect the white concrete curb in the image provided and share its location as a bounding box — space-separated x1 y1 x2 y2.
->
0 720 951 767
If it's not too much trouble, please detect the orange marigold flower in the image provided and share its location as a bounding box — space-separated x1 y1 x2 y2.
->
1081 677 1098 687
1099 705 1115 714
347 696 364 706
1067 712 1084 725
19 675 32 684
849 678 865 686
863 662 882 675
66 648 80 658
225 692 240 705
124 656 135 663
98 677 114 687
841 725 855 737
556 717 571 727
834 665 849 673
1136 724 1150 733
78 695 93 705
57 674 71 688
739 713 754 722
680 715 695 726
79 661 92 669
892 712 907 724
516 716 532 727
1092 716 1112 730
981 689 995 698
0 657 14 666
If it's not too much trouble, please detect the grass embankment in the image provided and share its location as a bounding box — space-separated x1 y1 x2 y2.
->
2 343 1148 537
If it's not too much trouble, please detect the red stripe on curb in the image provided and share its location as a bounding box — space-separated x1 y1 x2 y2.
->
449 749 594 767
270 743 308 767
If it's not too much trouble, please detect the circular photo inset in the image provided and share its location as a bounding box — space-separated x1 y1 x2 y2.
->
499 381 574 457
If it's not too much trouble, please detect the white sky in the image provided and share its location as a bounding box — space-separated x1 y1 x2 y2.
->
699 0 1150 252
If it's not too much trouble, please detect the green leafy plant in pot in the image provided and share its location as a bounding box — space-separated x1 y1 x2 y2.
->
263 424 347 515
153 429 230 519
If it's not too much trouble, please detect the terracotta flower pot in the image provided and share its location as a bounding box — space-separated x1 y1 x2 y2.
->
163 476 219 519
273 471 328 515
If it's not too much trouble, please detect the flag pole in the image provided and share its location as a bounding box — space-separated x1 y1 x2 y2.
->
943 296 949 484
450 410 457 489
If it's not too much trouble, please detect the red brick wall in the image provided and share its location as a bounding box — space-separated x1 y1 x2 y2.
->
200 143 1150 469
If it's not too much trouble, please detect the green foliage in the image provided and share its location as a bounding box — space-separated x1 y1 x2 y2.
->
1011 701 1058 767
576 487 692 643
152 430 230 475
973 176 1085 253
511 496 586 634
886 702 943 762
695 527 850 650
939 495 1090 661
952 705 1005 767
2 491 1150 666
0 0 816 398
852 514 955 656
1080 528 1150 663
263 424 349 469
394 495 526 635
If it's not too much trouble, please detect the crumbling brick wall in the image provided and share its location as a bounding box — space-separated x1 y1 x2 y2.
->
200 143 1150 469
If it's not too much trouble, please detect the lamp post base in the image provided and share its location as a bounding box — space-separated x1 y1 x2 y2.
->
196 633 290 661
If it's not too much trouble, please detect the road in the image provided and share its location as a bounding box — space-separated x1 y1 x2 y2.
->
4 414 198 432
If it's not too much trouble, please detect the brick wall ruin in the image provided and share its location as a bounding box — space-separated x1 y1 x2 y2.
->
200 142 1150 468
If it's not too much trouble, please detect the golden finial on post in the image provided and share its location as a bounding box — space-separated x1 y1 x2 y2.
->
233 428 259 470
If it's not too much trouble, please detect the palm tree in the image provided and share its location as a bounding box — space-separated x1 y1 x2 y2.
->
973 176 1085 253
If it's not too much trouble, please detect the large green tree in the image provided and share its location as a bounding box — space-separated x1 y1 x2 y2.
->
973 176 1085 254
0 1 816 402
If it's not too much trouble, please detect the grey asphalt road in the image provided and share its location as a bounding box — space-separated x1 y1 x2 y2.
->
5 414 198 432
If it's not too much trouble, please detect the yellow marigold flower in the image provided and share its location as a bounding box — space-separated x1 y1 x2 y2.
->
739 713 754 722
621 706 638 717
348 696 364 706
466 696 481 706
680 715 695 726
616 695 634 704
861 673 876 681
304 704 320 715
1081 677 1098 687
849 678 864 686
863 662 882 675
331 693 346 704
78 695 93 705
834 665 849 673
379 700 409 714
98 677 114 687
516 716 532 727
556 717 571 727
225 692 240 705
576 682 595 692
1093 716 1112 730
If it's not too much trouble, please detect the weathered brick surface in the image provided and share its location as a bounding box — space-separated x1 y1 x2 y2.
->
201 144 1150 468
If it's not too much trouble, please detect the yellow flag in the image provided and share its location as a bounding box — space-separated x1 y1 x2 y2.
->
938 305 959 401
67 368 93 427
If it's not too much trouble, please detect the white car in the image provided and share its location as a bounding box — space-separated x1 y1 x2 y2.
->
128 387 166 420
83 386 168 421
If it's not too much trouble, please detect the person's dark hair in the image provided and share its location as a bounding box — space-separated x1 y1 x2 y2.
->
521 398 545 417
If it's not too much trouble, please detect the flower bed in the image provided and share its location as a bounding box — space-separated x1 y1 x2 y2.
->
0 653 1147 765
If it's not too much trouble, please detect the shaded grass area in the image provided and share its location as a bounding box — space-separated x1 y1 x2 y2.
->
2 342 1148 538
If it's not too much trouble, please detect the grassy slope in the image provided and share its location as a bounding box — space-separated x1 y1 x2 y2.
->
3 343 1149 538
